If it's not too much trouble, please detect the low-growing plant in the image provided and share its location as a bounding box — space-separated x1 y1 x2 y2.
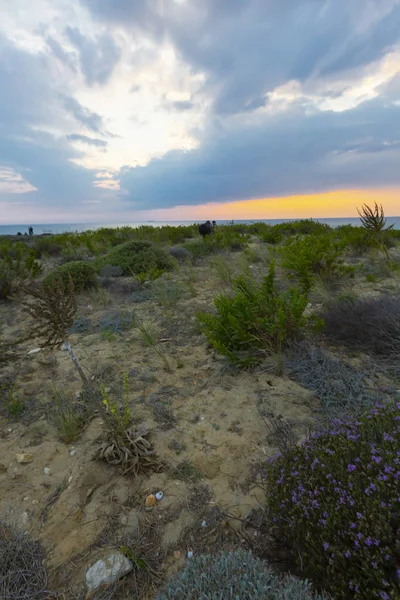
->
156 550 326 599
98 240 175 276
68 316 93 334
51 388 86 443
357 202 395 261
198 262 310 368
43 260 97 293
151 280 184 310
0 520 50 599
169 245 191 263
0 383 25 418
0 243 42 299
280 234 345 293
98 310 136 335
322 295 400 358
136 319 173 373
169 459 203 484
265 400 400 599
286 342 384 419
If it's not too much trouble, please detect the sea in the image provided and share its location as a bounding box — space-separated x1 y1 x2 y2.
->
1 217 400 236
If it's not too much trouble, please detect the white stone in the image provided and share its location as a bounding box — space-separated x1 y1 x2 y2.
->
201 520 207 527
155 491 163 501
68 476 73 484
28 348 41 355
187 551 193 559
85 552 133 592
70 449 77 457
44 467 51 476
22 511 29 524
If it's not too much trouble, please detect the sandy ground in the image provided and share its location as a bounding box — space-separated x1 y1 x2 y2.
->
0 243 399 597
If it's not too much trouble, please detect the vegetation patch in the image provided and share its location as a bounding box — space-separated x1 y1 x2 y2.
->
156 550 326 599
198 262 310 367
98 240 175 277
265 400 400 599
43 260 97 293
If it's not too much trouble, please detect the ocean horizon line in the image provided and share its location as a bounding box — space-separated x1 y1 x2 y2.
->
1 215 400 236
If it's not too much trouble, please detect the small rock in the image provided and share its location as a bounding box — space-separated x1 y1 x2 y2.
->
173 550 181 560
201 520 207 527
43 467 51 476
85 552 132 593
155 491 163 501
187 551 193 559
70 449 77 457
86 304 93 310
145 494 156 510
16 453 34 464
68 476 73 484
28 348 41 355
22 511 29 524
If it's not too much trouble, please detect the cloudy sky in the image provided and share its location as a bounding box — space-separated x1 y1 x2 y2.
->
1 0 400 224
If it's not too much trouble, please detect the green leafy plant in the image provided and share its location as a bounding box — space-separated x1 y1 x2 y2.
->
0 242 42 299
98 240 175 276
265 400 400 600
198 262 309 368
0 384 25 418
280 234 345 293
156 550 326 599
136 319 173 372
43 261 97 293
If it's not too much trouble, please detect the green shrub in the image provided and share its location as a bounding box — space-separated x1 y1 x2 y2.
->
197 262 309 367
335 225 374 256
43 261 97 293
265 400 400 599
280 234 345 293
98 240 175 276
156 550 326 599
0 243 42 299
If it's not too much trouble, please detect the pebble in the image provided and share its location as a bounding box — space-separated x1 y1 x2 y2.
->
16 453 34 464
68 476 73 484
145 494 156 510
28 348 41 355
155 491 164 501
22 511 29 524
187 551 193 559
201 520 207 527
44 467 51 476
85 552 132 593
70 449 77 457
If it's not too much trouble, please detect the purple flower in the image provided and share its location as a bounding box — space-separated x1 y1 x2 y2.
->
365 537 373 547
380 592 389 600
348 464 356 472
356 512 363 519
344 550 351 558
323 542 329 551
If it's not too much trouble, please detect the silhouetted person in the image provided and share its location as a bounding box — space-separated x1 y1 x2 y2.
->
199 220 213 238
28 226 33 236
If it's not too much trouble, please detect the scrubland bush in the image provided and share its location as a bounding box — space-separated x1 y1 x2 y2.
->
322 295 400 357
43 261 97 293
286 342 383 418
34 236 63 256
280 234 346 293
0 243 42 299
98 240 175 276
265 400 400 600
169 245 191 263
100 264 123 277
156 550 326 600
198 262 310 367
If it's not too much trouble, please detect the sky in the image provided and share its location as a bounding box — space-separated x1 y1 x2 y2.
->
1 0 400 224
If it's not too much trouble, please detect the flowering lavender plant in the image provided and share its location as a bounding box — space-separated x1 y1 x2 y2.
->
265 401 400 599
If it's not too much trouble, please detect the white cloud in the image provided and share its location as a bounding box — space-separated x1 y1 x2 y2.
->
0 166 37 194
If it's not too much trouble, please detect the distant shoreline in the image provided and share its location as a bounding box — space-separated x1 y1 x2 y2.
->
1 216 400 236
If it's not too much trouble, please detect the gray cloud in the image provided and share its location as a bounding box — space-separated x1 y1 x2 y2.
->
46 36 78 71
65 26 121 86
67 133 108 147
119 98 400 209
164 100 194 112
63 96 106 134
0 34 113 208
82 0 400 115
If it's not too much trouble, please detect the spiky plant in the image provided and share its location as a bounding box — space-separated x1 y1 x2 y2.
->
20 276 96 398
357 202 394 260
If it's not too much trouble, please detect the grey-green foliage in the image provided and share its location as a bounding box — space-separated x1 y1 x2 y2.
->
156 550 327 600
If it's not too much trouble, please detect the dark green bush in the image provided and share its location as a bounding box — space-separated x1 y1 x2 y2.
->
0 243 42 299
156 550 326 599
43 261 97 293
197 262 309 367
280 234 345 293
98 240 175 276
265 400 400 599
